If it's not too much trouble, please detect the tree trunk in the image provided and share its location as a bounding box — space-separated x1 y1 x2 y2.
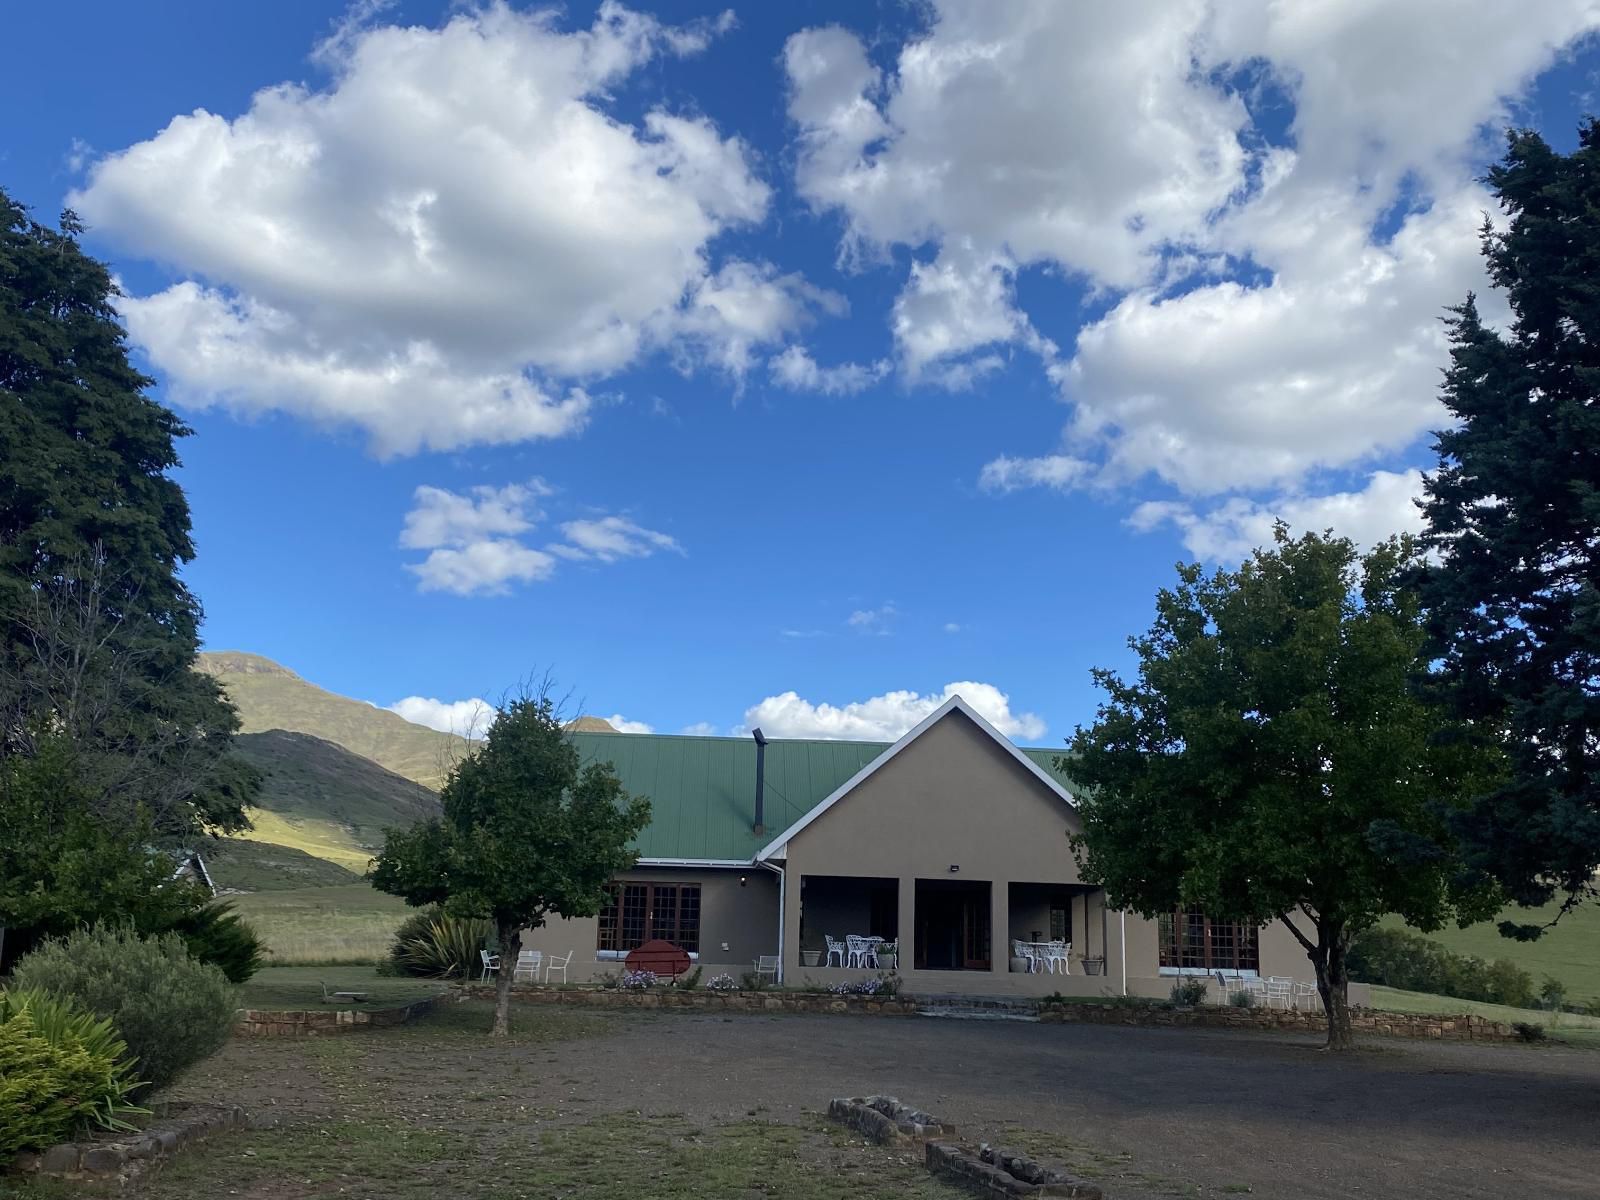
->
492 921 520 1038
1311 925 1354 1051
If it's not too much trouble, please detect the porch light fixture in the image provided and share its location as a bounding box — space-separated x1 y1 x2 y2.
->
949 864 960 873
739 875 747 887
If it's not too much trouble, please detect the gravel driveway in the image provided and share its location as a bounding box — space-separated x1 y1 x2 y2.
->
551 1009 1600 1199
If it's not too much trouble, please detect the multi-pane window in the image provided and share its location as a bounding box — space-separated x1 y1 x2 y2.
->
1049 905 1069 943
1157 911 1259 972
597 883 702 954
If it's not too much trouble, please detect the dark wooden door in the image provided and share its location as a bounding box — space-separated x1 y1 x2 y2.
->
961 891 990 970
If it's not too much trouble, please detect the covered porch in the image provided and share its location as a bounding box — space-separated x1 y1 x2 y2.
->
787 872 1119 994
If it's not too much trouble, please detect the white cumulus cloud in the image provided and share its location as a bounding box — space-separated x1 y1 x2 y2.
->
388 695 496 738
1129 469 1428 562
745 681 1046 742
551 516 683 563
604 714 655 734
769 345 888 395
783 1 1600 521
400 484 679 596
72 2 813 456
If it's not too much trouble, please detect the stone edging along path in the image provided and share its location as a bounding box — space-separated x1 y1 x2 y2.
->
1038 1001 1524 1042
234 992 452 1037
7 1103 258 1188
238 982 1523 1044
481 983 1523 1041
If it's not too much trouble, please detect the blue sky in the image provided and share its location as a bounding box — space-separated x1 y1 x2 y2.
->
4 1 1598 744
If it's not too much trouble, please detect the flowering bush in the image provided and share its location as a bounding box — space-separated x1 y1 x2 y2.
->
707 973 738 991
829 978 884 996
619 970 658 990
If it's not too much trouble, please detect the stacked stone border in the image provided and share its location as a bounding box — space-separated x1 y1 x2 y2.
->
827 1095 955 1144
234 992 452 1037
927 1142 1105 1199
8 1103 256 1189
474 983 919 1016
826 1095 1104 1199
1038 1001 1522 1042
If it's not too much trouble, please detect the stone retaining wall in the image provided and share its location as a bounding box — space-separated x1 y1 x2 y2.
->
234 993 448 1037
827 1096 956 1145
8 1103 254 1189
1038 1001 1520 1042
474 984 918 1016
926 1141 1104 1199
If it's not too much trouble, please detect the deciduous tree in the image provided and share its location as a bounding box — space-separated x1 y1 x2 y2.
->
371 685 650 1036
1066 529 1499 1049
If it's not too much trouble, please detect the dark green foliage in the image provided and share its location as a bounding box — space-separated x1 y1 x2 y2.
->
1512 1022 1547 1043
1067 529 1500 1048
372 684 651 1035
1417 124 1600 932
168 901 266 983
738 970 771 992
1347 928 1535 1008
389 913 492 979
1169 979 1208 1007
13 926 237 1094
0 192 258 961
0 990 145 1159
675 965 703 991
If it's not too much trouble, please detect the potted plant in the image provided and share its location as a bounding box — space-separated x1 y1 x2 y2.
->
801 946 822 968
876 941 898 971
1082 956 1105 976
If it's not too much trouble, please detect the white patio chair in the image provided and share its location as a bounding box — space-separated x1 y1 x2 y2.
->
479 949 500 980
1044 940 1071 975
845 935 876 968
513 949 543 983
1292 980 1318 1012
1265 976 1294 1010
824 935 847 967
544 950 574 984
1012 939 1040 973
754 955 780 982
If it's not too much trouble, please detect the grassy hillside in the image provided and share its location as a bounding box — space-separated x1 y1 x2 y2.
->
1386 901 1600 1002
231 728 441 873
204 838 362 891
201 651 466 789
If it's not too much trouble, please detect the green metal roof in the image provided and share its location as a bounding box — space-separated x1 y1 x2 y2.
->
569 731 1074 863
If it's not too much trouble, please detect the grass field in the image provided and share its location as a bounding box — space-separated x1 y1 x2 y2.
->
232 809 380 874
1386 899 1600 1001
232 884 413 964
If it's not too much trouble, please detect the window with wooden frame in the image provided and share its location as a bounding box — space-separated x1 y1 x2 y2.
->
597 882 702 954
1157 910 1259 972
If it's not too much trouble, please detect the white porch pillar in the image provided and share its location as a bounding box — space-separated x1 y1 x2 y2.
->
897 874 916 972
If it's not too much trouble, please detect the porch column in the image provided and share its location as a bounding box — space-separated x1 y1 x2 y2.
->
991 880 1008 975
897 874 915 972
781 869 802 983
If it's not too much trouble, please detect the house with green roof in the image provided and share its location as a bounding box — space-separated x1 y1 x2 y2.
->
520 695 1353 1001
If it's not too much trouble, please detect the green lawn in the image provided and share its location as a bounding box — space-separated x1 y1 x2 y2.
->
236 965 445 1010
231 883 413 964
1384 900 1600 1000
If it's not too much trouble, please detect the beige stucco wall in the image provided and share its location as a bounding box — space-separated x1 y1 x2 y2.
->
777 710 1136 993
517 865 778 982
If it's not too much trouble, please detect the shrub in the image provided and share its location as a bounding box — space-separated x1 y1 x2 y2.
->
594 969 621 990
1347 928 1537 1008
739 970 771 992
1228 988 1256 1009
675 965 703 991
1169 979 1208 1007
168 902 265 983
13 926 237 1094
620 970 657 990
389 913 493 979
827 974 902 997
0 991 145 1160
1512 1021 1546 1043
1539 975 1568 1013
707 972 738 991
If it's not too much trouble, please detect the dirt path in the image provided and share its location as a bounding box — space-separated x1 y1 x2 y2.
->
151 1001 1600 1199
